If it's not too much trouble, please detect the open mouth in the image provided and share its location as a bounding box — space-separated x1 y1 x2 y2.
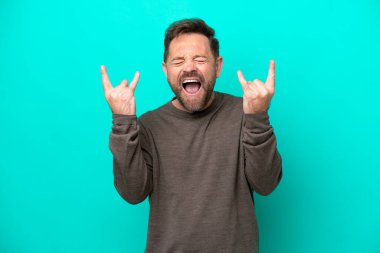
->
182 79 202 94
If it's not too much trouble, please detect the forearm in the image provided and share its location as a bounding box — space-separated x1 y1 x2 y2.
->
242 112 282 195
109 114 153 204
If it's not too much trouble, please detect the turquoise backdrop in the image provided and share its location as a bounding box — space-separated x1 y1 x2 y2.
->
1 0 379 252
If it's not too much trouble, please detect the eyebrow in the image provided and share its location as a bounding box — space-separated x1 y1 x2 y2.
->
193 55 208 59
170 55 208 61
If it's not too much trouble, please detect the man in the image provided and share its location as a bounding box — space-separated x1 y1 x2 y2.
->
101 18 282 253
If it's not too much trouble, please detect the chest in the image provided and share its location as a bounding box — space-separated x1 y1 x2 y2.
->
144 105 246 200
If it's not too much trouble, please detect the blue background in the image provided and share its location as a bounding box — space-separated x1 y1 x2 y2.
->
1 0 379 252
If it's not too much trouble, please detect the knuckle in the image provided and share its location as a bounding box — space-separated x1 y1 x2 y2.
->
245 90 256 99
110 91 118 99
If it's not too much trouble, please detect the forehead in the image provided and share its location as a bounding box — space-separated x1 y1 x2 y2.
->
168 33 212 58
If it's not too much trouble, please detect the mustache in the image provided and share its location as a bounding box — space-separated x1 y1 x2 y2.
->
179 71 205 84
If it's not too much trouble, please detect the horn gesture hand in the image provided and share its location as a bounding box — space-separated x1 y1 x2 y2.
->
101 65 140 115
237 60 276 114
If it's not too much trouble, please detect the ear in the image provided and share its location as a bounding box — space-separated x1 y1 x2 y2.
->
215 56 223 78
162 61 168 78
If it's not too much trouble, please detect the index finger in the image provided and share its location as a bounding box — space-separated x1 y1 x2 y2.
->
100 65 112 92
265 60 275 92
128 71 140 91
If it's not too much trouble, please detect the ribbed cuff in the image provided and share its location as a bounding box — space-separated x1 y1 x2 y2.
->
112 114 138 134
243 111 271 132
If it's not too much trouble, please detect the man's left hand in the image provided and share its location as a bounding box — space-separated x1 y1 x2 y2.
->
237 60 276 114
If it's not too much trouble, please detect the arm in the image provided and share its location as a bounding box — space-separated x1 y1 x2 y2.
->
242 112 282 195
109 114 153 204
100 65 152 204
237 60 282 195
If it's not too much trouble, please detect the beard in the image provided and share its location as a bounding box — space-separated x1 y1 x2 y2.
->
169 70 216 113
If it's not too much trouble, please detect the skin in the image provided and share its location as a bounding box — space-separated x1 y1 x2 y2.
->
237 60 276 114
100 65 140 115
162 33 223 113
100 34 276 115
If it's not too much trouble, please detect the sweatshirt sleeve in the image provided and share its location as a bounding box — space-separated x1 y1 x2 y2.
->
109 114 153 204
242 111 282 196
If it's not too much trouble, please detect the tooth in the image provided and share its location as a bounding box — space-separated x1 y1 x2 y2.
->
183 79 199 83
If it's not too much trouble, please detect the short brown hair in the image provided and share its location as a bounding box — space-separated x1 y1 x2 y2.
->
163 18 219 62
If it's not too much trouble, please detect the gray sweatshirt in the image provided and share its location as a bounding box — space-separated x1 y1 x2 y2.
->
109 91 282 253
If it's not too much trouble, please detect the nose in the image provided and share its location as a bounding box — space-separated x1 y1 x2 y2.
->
182 60 196 73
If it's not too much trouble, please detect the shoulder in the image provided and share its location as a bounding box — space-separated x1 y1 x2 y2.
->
137 101 171 127
217 92 243 111
221 92 242 102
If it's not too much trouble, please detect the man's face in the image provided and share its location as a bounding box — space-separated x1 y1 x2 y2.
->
162 33 223 112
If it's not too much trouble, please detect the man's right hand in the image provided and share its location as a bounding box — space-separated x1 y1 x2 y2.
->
101 65 140 115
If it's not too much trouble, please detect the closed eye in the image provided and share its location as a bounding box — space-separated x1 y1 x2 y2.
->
194 56 207 64
171 58 185 66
